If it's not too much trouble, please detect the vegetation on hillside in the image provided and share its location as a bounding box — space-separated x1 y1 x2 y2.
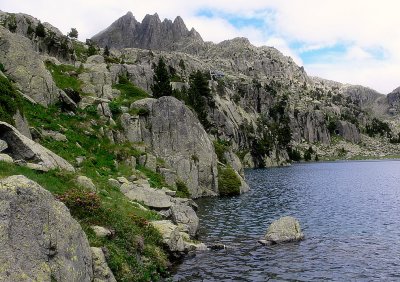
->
151 57 172 98
0 74 23 125
218 165 241 196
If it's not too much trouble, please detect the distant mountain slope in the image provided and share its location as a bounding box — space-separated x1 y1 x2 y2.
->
91 12 203 52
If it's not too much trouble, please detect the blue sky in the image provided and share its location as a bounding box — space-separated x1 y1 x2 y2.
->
1 0 399 93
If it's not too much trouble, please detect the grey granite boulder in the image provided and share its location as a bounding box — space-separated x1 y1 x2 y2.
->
0 175 93 281
0 26 60 106
0 153 13 163
170 204 199 237
260 216 304 245
335 120 361 143
150 220 186 254
0 139 7 152
76 176 96 192
120 182 173 209
0 122 74 172
91 247 116 282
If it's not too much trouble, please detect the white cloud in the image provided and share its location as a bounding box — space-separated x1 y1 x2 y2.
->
1 0 399 93
264 37 303 65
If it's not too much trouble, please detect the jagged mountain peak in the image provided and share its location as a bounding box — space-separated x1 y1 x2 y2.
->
125 11 134 18
91 12 202 51
143 13 161 23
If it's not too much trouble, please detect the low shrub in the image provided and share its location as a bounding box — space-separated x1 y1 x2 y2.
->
218 165 241 196
0 75 23 125
57 189 101 217
175 180 191 198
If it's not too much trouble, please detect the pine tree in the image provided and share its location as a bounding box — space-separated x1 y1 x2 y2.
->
35 22 46 37
68 28 78 39
151 57 172 98
104 45 110 57
188 70 212 128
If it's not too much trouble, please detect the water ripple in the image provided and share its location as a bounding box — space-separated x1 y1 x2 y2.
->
173 160 400 281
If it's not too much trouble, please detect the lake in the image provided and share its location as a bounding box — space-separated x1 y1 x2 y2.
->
172 160 400 281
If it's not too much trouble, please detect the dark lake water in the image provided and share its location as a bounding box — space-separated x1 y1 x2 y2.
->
172 160 400 281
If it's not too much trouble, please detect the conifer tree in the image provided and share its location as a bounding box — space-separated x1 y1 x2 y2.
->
151 57 172 98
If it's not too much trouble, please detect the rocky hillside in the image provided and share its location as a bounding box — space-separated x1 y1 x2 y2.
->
90 12 400 167
0 9 399 281
0 11 233 281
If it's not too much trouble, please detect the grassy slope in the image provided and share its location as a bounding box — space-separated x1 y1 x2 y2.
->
0 66 172 281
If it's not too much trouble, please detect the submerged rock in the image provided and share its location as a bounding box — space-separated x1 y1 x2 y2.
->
260 216 304 245
0 175 93 281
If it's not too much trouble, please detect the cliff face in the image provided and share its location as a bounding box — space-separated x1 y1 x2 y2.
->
91 12 204 52
122 97 219 198
90 12 399 166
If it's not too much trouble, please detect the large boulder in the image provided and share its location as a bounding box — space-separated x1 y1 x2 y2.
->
150 220 186 254
120 181 174 209
0 26 60 106
260 216 304 245
170 203 199 237
0 175 93 281
91 247 116 282
335 120 361 143
126 97 218 197
0 122 74 172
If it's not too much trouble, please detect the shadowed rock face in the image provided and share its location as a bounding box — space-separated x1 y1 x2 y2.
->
0 175 93 281
387 87 400 114
91 12 203 51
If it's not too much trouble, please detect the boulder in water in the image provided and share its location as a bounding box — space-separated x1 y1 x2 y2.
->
259 216 304 245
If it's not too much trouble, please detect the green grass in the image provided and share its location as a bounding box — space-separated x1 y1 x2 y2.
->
72 41 89 62
0 161 167 281
175 180 191 198
113 76 149 104
0 74 24 125
45 61 83 92
136 165 168 189
213 139 231 164
18 99 173 281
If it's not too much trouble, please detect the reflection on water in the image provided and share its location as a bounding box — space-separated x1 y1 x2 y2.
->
173 160 400 281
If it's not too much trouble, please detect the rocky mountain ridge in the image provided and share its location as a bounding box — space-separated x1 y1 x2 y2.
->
92 12 203 53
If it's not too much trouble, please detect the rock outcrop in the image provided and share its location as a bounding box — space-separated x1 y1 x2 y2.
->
0 11 74 62
0 26 60 106
91 12 204 52
0 175 93 281
150 220 186 254
124 97 218 197
260 216 304 245
335 120 361 143
91 247 117 282
0 122 74 172
387 87 400 115
120 178 199 236
120 181 174 209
